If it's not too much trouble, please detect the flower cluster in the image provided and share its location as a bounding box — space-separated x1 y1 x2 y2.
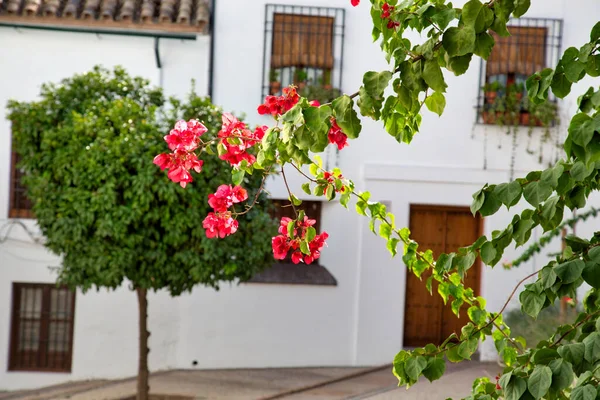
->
257 87 300 117
323 170 346 193
328 118 349 150
218 113 266 167
202 184 249 238
153 119 207 188
381 3 399 29
351 0 359 6
272 216 329 264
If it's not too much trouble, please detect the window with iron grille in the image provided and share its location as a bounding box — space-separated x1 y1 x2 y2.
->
477 18 563 124
9 283 76 372
9 151 33 219
261 4 345 102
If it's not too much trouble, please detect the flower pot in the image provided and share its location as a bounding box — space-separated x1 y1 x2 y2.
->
520 112 530 126
269 81 281 95
484 91 497 104
482 111 496 124
515 92 523 102
297 81 307 91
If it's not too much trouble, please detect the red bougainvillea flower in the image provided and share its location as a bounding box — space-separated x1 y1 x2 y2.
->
381 2 394 18
495 376 501 390
208 184 249 212
387 20 400 29
309 100 321 107
272 216 328 264
323 170 346 193
257 86 300 117
218 113 264 167
328 118 349 150
164 119 207 152
153 151 204 188
202 212 239 238
351 0 359 6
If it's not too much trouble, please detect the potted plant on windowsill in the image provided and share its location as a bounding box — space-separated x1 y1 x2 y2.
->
269 69 281 95
294 68 308 90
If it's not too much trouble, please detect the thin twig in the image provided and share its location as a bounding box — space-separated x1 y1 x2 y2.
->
493 321 523 354
280 166 297 217
551 310 600 347
233 167 271 216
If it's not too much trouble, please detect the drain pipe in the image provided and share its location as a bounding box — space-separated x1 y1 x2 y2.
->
207 0 216 99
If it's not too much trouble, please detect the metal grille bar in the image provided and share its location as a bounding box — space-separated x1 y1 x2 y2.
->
261 4 345 102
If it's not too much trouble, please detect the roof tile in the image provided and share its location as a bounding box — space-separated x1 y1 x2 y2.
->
0 0 209 33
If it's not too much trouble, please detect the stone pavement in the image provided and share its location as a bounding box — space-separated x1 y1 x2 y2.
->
0 362 499 400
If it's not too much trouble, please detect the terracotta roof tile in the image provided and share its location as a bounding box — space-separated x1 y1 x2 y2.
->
0 0 209 33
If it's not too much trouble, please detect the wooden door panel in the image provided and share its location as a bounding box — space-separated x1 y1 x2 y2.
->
403 209 446 347
404 206 482 347
441 211 482 341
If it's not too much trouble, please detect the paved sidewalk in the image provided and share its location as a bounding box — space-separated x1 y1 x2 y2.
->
0 362 499 400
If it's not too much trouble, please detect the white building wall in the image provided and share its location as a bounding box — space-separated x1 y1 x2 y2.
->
1 0 600 391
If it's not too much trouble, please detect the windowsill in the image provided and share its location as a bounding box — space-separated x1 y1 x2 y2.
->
8 367 71 373
8 209 34 219
246 262 337 286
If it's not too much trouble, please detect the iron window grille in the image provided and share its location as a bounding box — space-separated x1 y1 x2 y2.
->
261 4 345 101
476 18 563 124
9 151 33 219
9 283 76 372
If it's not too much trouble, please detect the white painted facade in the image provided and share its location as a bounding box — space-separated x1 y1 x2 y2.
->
1 0 600 390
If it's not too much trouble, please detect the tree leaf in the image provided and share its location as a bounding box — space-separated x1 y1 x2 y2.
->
505 376 527 400
443 26 476 57
554 259 585 284
474 32 495 60
480 241 496 265
404 356 427 381
520 290 545 318
523 181 553 207
332 96 362 139
447 54 473 76
527 365 552 399
583 332 600 363
583 261 600 288
548 359 574 390
425 92 446 116
423 60 447 93
569 113 594 147
461 0 483 29
571 385 596 400
558 343 585 366
493 181 522 208
513 0 530 17
363 71 393 97
422 357 446 382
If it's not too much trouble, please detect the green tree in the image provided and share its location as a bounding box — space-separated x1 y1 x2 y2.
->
7 67 275 400
160 1 600 398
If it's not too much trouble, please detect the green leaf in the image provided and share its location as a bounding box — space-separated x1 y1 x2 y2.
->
571 161 594 182
520 290 545 318
480 241 496 265
231 168 245 186
290 194 302 206
565 61 585 83
363 71 393 97
523 181 553 207
571 385 596 400
582 261 600 289
447 54 473 76
303 105 332 152
379 223 392 240
422 357 446 382
471 189 485 215
527 365 552 399
300 240 310 255
505 376 527 400
425 92 446 116
404 356 427 381
548 359 574 390
301 183 311 195
493 181 522 208
589 247 600 263
467 306 487 325
551 72 572 98
583 332 600 363
430 7 456 30
443 26 476 57
332 96 362 139
558 343 585 366
533 348 559 364
554 259 585 284
306 226 316 242
540 266 557 289
474 32 495 60
461 0 483 28
387 237 400 257
513 0 530 17
423 60 447 93
569 113 594 147
437 253 455 272
591 21 600 41
479 190 502 216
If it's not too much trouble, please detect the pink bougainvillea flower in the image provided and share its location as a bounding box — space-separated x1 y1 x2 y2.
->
154 151 203 188
164 119 207 152
257 86 300 117
208 184 249 212
328 118 349 150
351 0 360 6
309 100 321 107
217 113 263 167
272 235 291 260
202 212 239 238
271 216 328 264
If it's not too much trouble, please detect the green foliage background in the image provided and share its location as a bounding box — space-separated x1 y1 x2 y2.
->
8 66 276 295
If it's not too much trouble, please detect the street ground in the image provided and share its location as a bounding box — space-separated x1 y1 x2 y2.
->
0 361 498 400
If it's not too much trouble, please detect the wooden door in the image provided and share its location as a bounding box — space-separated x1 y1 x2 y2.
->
403 205 482 347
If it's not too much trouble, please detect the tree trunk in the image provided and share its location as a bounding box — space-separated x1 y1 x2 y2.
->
136 288 150 400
